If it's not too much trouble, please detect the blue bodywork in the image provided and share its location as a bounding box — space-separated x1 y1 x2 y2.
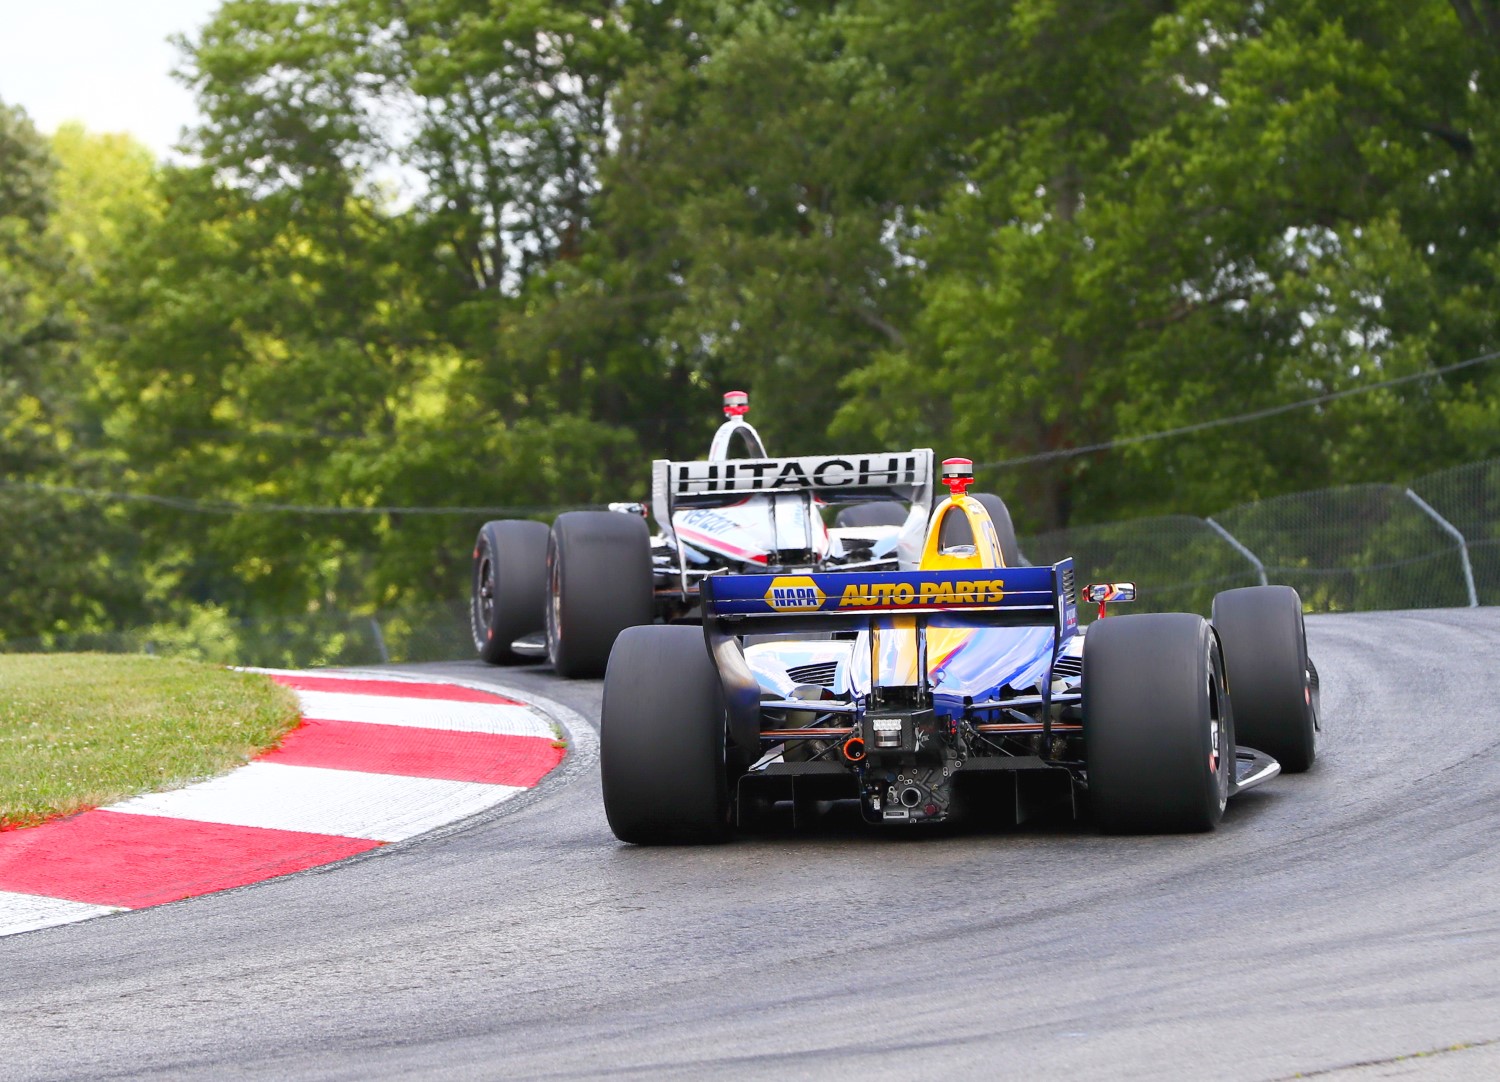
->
927 622 1059 716
703 562 1079 721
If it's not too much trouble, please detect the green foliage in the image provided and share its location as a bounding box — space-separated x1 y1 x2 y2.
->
0 105 154 642
832 0 1500 530
0 100 68 476
4 1 1500 643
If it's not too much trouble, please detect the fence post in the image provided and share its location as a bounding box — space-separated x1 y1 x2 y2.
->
369 616 391 663
1205 517 1268 586
1404 489 1479 608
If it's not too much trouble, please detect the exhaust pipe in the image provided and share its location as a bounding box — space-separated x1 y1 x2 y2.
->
842 737 866 762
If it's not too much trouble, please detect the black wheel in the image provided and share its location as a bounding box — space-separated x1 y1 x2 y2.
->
1211 585 1317 773
470 519 549 665
972 492 1024 567
546 511 654 679
1083 612 1233 833
601 625 732 844
835 502 907 528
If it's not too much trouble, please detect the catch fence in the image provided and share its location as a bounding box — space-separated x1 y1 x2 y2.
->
6 458 1498 667
1022 458 1499 616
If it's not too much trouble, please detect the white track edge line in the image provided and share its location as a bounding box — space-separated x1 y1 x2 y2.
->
1 670 592 940
327 669 600 842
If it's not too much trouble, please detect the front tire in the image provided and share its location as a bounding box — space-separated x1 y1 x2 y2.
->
601 625 732 844
546 511 654 679
1211 585 1317 773
470 519 549 664
1084 613 1232 833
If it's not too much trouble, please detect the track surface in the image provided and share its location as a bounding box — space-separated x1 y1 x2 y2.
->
3 609 1499 1080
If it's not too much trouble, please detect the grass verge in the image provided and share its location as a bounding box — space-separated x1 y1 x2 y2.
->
0 654 301 830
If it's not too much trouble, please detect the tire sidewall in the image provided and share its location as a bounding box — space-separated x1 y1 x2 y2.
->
1209 634 1233 815
471 525 501 656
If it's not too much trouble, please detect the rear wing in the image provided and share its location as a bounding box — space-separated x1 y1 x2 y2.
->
701 562 1078 637
701 562 1078 757
651 449 935 524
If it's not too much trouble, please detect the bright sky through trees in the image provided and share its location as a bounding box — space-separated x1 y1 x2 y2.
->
0 0 217 156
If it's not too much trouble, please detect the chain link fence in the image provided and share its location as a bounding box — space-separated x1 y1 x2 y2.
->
1023 458 1495 617
0 601 473 670
6 458 1498 667
1407 458 1500 605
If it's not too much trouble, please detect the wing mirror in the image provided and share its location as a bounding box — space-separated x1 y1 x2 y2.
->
1082 581 1137 618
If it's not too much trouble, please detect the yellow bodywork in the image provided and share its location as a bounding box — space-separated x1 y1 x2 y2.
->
875 491 1008 685
919 493 1008 571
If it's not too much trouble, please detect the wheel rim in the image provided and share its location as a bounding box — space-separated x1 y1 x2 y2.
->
477 557 495 621
473 551 495 648
1301 621 1319 752
546 546 563 665
1304 631 1318 734
1209 666 1229 813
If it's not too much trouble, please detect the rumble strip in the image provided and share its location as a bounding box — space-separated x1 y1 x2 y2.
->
0 671 564 937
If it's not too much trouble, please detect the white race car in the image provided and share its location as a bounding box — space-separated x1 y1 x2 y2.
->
469 392 1022 678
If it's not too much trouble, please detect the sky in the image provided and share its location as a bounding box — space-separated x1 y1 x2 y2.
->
0 0 222 158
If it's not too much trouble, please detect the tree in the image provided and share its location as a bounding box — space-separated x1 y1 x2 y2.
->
527 0 940 456
12 0 1500 644
834 0 1500 530
0 106 152 641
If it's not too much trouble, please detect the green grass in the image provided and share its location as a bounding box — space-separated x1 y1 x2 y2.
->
0 654 301 830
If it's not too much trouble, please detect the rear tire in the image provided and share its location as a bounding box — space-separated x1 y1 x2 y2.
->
546 511 654 679
1084 613 1232 833
1212 585 1317 773
835 502 907 529
470 519 549 665
601 625 732 844
972 492 1024 567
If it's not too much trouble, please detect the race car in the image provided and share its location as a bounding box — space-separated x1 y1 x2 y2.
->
600 457 1321 842
470 393 1024 678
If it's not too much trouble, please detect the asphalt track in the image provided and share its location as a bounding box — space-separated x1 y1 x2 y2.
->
3 608 1500 1080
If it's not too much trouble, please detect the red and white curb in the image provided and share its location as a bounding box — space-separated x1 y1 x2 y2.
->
0 670 569 937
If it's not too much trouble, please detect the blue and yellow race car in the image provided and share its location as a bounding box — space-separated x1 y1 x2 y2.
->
600 458 1321 842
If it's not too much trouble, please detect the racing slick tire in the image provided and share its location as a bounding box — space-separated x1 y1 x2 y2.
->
1083 612 1233 833
601 625 732 844
471 519 550 665
1211 585 1317 773
972 492 1025 567
834 502 908 529
545 510 654 679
